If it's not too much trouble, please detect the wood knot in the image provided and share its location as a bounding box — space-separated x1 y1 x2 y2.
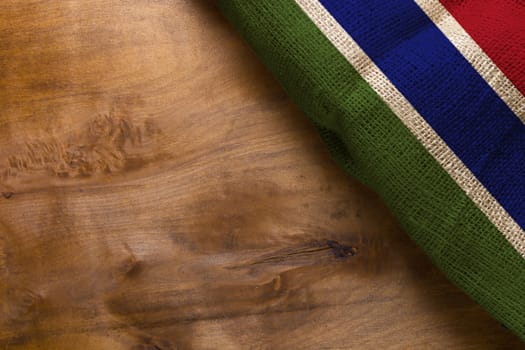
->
119 253 142 277
131 338 173 350
326 240 357 259
119 245 142 277
132 345 163 350
1 192 13 199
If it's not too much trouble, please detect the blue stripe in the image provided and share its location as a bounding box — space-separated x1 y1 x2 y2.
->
318 0 525 229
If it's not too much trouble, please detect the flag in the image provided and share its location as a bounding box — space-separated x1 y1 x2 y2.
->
218 0 525 340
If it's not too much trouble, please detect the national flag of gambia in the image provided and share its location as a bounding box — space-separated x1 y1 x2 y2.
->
217 0 525 340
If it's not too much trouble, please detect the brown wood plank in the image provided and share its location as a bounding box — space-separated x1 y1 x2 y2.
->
0 1 522 349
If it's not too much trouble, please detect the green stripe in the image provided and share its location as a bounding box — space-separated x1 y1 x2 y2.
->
218 0 525 340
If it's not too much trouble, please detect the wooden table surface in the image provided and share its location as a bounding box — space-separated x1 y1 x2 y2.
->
0 1 523 349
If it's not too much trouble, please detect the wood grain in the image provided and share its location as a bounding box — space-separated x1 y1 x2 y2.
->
0 1 523 349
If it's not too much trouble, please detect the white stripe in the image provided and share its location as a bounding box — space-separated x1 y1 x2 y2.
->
294 0 525 257
415 0 525 124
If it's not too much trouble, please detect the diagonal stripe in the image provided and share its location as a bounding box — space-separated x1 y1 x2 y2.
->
440 0 525 98
294 0 525 256
219 0 525 337
415 0 525 124
317 0 525 232
219 0 525 338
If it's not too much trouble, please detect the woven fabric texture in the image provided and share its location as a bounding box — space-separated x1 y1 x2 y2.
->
217 0 525 341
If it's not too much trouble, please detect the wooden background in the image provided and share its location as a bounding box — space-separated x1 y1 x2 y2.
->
0 1 523 349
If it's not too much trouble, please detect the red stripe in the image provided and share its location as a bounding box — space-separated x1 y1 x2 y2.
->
440 0 525 95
